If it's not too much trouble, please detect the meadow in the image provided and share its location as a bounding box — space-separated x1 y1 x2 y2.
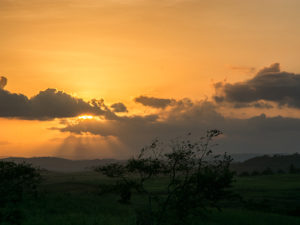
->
15 172 300 225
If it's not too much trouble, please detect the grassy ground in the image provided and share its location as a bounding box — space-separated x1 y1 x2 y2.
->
233 174 300 215
14 172 300 225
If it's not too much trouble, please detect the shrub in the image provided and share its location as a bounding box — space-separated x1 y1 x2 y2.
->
95 130 234 225
289 164 300 174
262 167 273 175
0 161 41 224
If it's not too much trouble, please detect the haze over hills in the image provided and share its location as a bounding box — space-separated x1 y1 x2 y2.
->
1 153 300 173
0 157 120 172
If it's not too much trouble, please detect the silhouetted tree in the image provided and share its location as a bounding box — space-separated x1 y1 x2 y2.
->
261 167 273 175
289 164 299 174
0 161 41 224
95 130 234 225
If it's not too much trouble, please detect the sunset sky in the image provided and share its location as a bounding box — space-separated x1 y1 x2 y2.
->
1 0 300 159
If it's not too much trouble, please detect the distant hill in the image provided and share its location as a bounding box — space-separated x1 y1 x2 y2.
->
231 153 300 173
2 153 300 173
0 157 121 172
229 153 262 162
0 154 256 172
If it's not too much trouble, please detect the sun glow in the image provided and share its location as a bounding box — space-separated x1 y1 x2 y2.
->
78 115 94 120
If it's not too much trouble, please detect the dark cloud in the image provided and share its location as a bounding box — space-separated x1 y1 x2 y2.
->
27 89 106 119
233 101 273 109
252 101 273 109
110 102 128 113
58 99 300 156
214 63 300 108
0 76 7 89
134 96 174 108
59 100 222 140
0 89 30 117
58 101 217 156
0 78 112 120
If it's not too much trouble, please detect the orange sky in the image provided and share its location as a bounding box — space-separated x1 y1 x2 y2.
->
1 0 300 158
2 0 300 101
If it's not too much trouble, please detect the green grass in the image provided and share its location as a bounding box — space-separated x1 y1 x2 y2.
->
12 172 300 225
199 209 300 225
233 174 300 215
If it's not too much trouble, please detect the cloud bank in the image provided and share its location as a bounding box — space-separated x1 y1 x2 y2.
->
58 100 300 156
3 63 300 157
55 63 300 156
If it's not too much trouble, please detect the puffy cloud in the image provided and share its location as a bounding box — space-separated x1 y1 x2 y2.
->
0 89 30 117
0 78 112 120
0 76 7 89
110 102 128 113
214 63 300 108
28 89 107 119
134 95 174 108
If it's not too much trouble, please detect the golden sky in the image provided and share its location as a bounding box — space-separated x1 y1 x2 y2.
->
1 0 300 159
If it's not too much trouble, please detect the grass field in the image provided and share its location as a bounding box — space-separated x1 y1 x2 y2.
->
15 172 300 225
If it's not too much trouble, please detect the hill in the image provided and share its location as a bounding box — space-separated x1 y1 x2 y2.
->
2 153 300 173
0 157 120 172
231 153 300 173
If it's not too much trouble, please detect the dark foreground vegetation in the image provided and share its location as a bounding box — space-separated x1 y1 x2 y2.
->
1 131 300 225
1 171 300 225
95 130 234 225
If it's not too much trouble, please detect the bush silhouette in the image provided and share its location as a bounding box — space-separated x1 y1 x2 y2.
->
262 167 273 175
289 164 300 174
0 161 41 224
95 130 234 225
